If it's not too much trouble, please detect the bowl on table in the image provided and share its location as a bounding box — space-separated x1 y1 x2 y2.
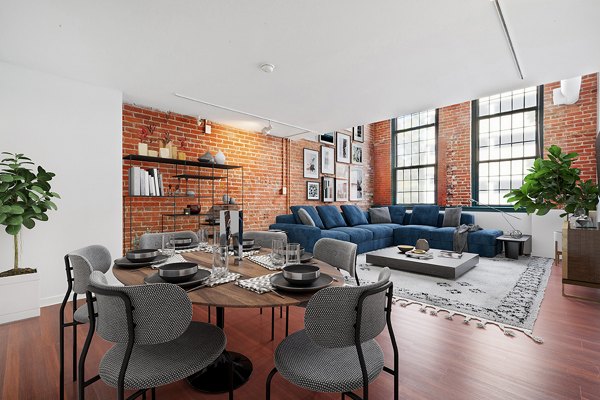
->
169 237 193 247
397 245 414 254
125 249 160 263
282 264 320 286
242 239 255 249
158 262 198 283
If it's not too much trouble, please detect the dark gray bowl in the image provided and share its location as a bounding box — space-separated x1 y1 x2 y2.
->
242 239 255 248
159 262 198 283
282 264 320 286
125 249 160 263
170 237 193 246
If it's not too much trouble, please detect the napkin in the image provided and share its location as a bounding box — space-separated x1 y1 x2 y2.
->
235 273 278 294
247 255 284 271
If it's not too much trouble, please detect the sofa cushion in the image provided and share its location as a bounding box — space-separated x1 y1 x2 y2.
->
429 227 456 243
443 207 462 227
330 227 373 244
468 229 503 246
410 205 440 227
321 229 351 242
316 206 347 229
341 205 369 226
369 207 392 224
355 224 394 240
396 225 438 246
290 206 325 229
298 208 316 226
388 205 407 224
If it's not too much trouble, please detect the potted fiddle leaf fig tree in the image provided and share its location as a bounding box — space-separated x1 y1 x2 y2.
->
505 145 599 219
0 152 59 323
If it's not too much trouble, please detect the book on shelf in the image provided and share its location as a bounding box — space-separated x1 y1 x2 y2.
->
127 167 165 197
158 173 164 196
128 167 141 196
149 175 155 196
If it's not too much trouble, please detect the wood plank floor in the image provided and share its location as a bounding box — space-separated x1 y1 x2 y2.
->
1 262 599 400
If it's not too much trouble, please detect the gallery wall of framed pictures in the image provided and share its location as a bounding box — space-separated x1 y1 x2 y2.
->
302 128 366 202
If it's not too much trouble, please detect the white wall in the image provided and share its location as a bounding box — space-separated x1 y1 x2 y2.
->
470 209 564 258
0 62 122 306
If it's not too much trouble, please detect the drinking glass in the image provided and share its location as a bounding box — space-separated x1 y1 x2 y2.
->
161 233 175 258
271 238 286 267
212 245 229 278
286 243 301 266
197 228 209 249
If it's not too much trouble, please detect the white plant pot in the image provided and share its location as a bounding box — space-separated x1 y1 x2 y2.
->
0 272 40 324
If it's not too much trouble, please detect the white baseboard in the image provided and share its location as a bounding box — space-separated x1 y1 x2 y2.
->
40 294 66 307
0 308 40 325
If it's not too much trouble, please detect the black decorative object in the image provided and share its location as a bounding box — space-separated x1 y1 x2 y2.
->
114 254 168 268
158 262 199 283
270 272 334 292
125 249 160 263
282 264 320 286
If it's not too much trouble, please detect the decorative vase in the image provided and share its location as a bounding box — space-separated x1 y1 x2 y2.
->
199 151 214 163
170 145 178 159
148 150 158 157
415 239 430 251
188 204 201 215
137 143 148 156
159 148 170 158
178 152 187 160
214 150 226 165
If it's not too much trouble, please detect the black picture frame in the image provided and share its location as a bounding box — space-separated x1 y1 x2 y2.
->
303 148 319 179
319 132 335 145
336 132 351 163
353 125 364 142
322 177 334 202
307 181 320 201
321 145 335 175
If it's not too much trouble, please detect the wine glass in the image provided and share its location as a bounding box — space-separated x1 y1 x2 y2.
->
212 245 229 278
197 228 209 249
271 239 285 267
161 233 175 258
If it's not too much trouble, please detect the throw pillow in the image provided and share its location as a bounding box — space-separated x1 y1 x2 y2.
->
316 205 347 229
443 207 462 227
369 207 392 224
388 205 406 224
290 206 325 229
340 205 369 226
298 208 316 226
410 205 440 227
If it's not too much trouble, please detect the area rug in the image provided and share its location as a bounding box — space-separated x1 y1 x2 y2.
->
353 251 553 343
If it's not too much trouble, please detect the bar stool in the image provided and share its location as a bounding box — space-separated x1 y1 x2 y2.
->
554 230 563 266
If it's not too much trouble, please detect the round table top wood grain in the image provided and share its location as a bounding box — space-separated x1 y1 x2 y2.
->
112 250 344 308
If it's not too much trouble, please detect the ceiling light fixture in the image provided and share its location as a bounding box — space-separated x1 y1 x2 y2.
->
260 63 275 73
262 121 273 135
492 0 524 80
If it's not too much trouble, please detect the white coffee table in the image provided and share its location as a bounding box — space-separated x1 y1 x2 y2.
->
365 248 479 279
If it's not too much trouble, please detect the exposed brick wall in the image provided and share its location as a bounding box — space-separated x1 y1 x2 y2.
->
543 73 598 182
370 120 392 205
122 105 373 250
439 101 472 206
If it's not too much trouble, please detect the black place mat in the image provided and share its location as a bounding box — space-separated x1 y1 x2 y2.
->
143 269 211 287
270 273 333 292
114 254 169 268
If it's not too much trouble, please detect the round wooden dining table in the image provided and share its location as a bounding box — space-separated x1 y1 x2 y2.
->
112 249 344 394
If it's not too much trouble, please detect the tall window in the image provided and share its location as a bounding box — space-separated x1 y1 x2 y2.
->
473 86 543 205
392 109 437 204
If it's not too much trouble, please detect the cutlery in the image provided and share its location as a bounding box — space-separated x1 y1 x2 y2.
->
269 289 285 298
186 283 208 293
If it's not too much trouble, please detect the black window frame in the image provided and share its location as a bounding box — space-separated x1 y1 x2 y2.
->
471 85 544 208
391 109 439 206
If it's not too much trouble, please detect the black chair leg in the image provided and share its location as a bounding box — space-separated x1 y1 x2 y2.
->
271 308 275 341
227 351 234 400
208 306 211 323
73 321 78 381
260 307 263 314
266 368 278 400
279 306 282 318
142 390 146 400
285 306 289 337
59 318 65 400
151 388 156 400
355 274 360 286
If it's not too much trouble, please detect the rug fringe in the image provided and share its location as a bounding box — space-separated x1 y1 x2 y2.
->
394 298 544 344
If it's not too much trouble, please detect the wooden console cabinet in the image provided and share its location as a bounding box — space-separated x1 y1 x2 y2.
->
562 222 600 301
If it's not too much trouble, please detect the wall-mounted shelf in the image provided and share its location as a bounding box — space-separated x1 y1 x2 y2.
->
123 154 242 169
174 174 226 180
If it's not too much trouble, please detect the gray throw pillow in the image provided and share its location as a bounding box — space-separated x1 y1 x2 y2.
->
443 207 462 227
298 208 316 227
370 207 392 224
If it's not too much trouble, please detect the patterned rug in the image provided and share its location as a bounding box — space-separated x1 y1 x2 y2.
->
354 251 553 342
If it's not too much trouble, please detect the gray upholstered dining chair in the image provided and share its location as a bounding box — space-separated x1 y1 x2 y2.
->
139 230 199 249
80 271 232 400
313 238 359 286
59 245 112 400
244 231 288 340
266 268 398 400
281 238 359 337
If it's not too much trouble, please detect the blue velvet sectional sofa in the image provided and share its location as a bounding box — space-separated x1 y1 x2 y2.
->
269 204 503 257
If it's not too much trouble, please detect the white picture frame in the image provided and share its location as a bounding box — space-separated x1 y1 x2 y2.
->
335 178 349 202
350 167 364 201
336 163 349 179
352 143 363 164
336 132 351 163
321 145 335 175
303 148 319 179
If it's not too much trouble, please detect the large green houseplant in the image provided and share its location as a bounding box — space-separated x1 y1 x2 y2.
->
505 145 599 218
0 152 59 277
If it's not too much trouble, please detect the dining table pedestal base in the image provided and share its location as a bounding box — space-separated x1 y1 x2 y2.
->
187 350 252 393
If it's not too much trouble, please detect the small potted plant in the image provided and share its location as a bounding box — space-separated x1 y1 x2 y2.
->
178 136 188 160
138 125 156 156
0 152 59 323
159 132 173 158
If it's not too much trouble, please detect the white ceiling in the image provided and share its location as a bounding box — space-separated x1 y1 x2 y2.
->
1 0 599 138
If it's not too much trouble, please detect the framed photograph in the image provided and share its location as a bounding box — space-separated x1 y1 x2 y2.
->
322 177 334 202
321 145 335 175
335 178 349 202
303 148 319 179
350 167 364 201
336 132 351 163
319 132 335 146
353 126 364 142
336 163 349 179
352 143 363 164
307 181 320 200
